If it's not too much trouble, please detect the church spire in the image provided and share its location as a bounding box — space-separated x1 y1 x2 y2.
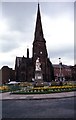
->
34 3 44 41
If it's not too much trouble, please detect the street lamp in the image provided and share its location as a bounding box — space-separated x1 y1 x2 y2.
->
59 58 62 81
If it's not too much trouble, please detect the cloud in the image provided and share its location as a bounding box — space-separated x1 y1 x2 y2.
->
42 14 74 44
41 13 74 65
0 31 21 52
49 46 73 57
41 2 74 18
0 30 34 53
2 2 36 32
0 2 35 54
0 16 34 53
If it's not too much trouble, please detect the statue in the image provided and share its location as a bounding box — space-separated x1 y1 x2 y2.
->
35 57 41 71
35 57 43 86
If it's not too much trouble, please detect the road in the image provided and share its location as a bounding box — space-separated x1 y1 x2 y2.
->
2 97 76 118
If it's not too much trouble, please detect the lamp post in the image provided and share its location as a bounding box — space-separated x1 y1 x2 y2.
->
59 58 62 82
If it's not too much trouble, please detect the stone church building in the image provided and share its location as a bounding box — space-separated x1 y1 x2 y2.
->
15 3 54 82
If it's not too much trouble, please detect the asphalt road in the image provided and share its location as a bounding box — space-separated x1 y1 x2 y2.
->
2 97 76 118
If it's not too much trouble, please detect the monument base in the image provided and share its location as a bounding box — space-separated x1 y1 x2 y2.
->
34 71 44 87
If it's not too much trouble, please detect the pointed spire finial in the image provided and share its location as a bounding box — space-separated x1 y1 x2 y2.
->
38 2 40 13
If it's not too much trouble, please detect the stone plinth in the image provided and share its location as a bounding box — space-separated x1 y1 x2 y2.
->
35 71 43 87
35 71 43 81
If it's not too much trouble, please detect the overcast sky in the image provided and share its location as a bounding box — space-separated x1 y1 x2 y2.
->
0 1 75 69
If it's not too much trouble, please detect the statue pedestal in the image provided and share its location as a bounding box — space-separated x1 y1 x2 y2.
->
35 71 43 87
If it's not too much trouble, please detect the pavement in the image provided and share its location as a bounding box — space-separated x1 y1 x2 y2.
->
0 91 76 100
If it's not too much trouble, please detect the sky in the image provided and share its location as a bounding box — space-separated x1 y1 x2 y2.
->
0 0 75 69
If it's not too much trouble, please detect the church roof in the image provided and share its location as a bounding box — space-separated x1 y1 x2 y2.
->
53 64 71 69
15 57 33 67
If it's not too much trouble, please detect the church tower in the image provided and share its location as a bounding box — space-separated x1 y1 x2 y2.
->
33 3 54 81
33 3 48 61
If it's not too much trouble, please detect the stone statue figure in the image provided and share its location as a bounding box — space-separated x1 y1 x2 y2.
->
35 57 41 71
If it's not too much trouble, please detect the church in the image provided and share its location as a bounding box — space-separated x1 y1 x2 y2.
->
15 3 54 82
